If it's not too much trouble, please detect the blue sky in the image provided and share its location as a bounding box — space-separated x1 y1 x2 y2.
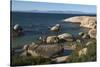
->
11 0 96 14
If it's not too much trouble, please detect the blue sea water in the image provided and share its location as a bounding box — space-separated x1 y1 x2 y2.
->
11 12 95 48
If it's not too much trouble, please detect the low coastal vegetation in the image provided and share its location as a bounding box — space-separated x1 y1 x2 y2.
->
11 55 51 66
11 36 96 65
11 38 96 66
66 39 96 63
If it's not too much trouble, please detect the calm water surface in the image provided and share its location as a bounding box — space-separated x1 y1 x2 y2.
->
11 12 95 48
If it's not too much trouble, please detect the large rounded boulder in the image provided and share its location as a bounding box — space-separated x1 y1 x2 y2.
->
12 24 23 37
13 24 23 32
46 36 59 44
58 33 73 41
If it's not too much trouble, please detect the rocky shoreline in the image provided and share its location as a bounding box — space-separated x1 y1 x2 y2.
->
63 16 96 28
11 16 96 65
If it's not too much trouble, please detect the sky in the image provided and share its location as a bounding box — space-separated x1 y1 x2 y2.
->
11 0 96 14
12 0 96 5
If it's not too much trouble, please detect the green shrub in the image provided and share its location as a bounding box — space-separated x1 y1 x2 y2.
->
11 55 51 66
66 39 96 63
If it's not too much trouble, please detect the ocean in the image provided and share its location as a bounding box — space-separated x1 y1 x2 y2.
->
11 12 95 48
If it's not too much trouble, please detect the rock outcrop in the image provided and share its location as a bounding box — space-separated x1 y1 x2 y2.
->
52 56 69 63
63 16 83 23
13 24 23 32
82 34 90 39
80 16 96 29
50 24 60 32
63 16 96 29
46 36 59 44
78 32 84 36
58 33 73 41
12 24 23 37
21 43 63 58
86 41 94 46
78 48 88 57
78 32 90 39
12 30 20 37
88 29 96 38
